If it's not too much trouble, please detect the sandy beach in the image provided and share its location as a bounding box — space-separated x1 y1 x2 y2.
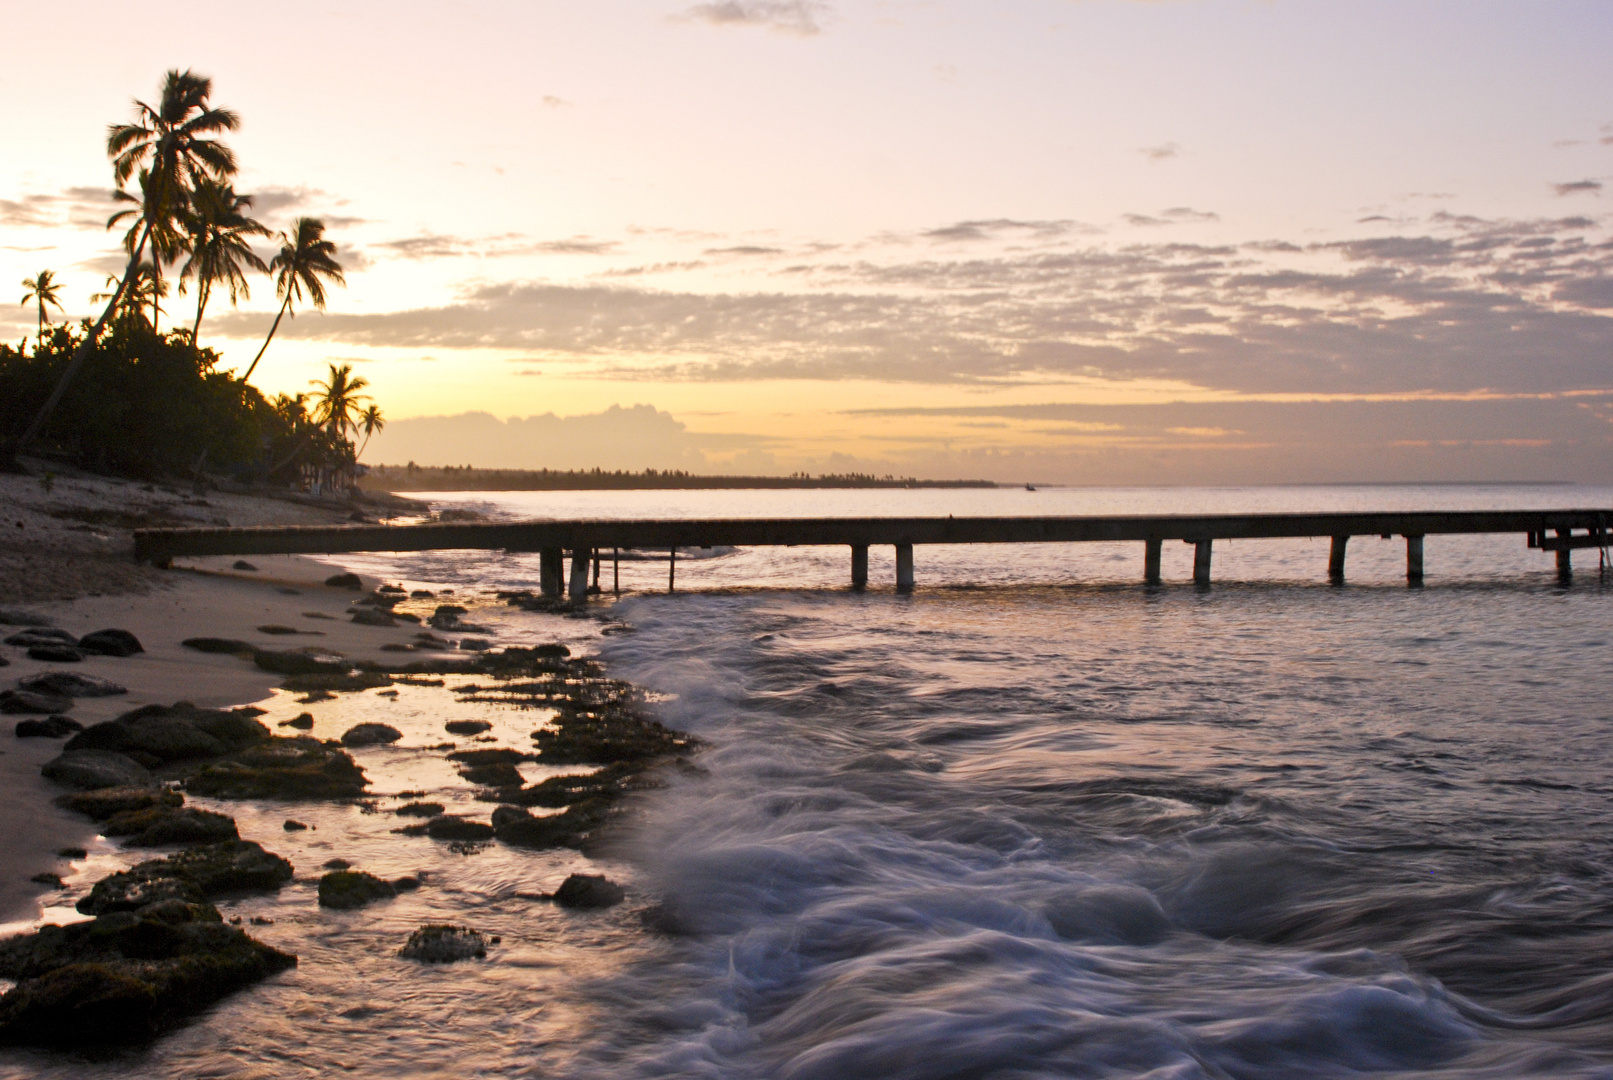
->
0 465 432 926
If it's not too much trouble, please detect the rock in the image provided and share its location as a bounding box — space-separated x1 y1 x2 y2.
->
15 716 84 738
322 859 351 870
57 848 88 859
398 925 486 963
433 605 468 619
29 873 64 888
283 819 308 831
4 628 76 648
447 748 529 766
41 751 152 790
280 670 392 693
410 590 435 599
459 761 524 787
393 875 422 891
445 719 492 735
349 609 397 627
490 805 531 830
341 723 402 747
181 637 255 655
325 572 364 590
395 801 446 817
279 713 315 730
103 806 239 847
232 560 258 571
183 738 368 800
256 625 300 635
458 638 492 652
552 873 626 910
377 584 406 595
57 786 182 820
0 898 296 1045
252 650 349 677
77 840 294 916
18 672 127 698
0 652 7 667
0 609 53 627
75 629 143 658
64 703 270 763
317 870 396 910
27 645 82 663
423 816 495 841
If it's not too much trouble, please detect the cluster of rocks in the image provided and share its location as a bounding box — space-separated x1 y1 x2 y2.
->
2 626 142 665
0 830 296 1045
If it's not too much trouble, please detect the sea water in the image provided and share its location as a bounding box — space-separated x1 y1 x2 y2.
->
5 484 1612 1079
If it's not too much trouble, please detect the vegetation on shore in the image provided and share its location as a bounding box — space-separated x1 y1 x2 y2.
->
362 464 997 492
3 69 372 491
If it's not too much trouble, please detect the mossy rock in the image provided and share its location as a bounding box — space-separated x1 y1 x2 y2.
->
553 873 625 910
0 900 294 1045
102 806 238 847
394 801 446 817
78 841 293 916
280 671 392 693
419 816 495 841
317 870 396 910
182 737 367 800
252 650 350 677
180 638 256 656
64 703 270 764
57 785 183 821
340 723 402 747
444 719 491 735
399 924 485 963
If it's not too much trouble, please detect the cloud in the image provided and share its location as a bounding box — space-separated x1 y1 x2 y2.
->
1161 206 1218 223
364 404 723 470
207 211 1613 400
680 0 828 35
1554 179 1603 197
533 237 620 255
921 219 1085 243
703 245 785 256
1139 142 1180 161
0 187 119 229
371 233 619 259
542 95 570 108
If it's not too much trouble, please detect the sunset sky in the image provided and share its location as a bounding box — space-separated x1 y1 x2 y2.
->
4 0 1612 482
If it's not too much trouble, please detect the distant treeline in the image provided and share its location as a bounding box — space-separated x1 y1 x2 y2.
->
361 464 997 491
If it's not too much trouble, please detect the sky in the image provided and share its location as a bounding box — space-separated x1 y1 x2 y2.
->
3 0 1612 483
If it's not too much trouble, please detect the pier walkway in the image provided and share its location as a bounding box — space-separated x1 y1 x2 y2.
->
133 509 1611 598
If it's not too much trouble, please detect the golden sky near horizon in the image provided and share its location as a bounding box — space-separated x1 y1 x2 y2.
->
3 0 1612 482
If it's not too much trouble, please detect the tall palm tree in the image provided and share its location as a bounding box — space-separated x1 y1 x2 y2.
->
241 217 345 382
309 363 370 438
10 70 237 457
180 179 268 342
90 266 167 330
355 404 386 458
20 271 65 336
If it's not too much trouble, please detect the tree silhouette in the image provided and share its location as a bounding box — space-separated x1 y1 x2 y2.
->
180 178 268 343
240 217 345 383
309 363 370 437
19 271 65 336
9 70 237 458
355 403 386 458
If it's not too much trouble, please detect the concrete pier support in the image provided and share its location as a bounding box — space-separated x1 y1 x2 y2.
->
1328 536 1348 585
851 544 869 590
1405 534 1424 585
1192 539 1212 586
568 548 592 602
1144 539 1162 585
1556 529 1572 582
669 547 676 593
895 543 914 592
539 548 564 597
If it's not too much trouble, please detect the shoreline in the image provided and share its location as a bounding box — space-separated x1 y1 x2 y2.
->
0 553 414 927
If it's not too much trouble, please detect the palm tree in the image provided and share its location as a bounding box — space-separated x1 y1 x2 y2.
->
20 271 65 336
355 404 386 458
90 266 168 330
9 70 237 458
241 217 345 382
309 363 370 438
180 179 268 342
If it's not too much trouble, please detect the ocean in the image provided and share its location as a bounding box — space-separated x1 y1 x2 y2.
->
5 484 1613 1079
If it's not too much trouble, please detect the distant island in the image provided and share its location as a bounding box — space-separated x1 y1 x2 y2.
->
360 465 997 492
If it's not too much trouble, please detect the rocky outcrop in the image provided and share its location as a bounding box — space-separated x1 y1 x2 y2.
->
41 750 152 790
553 873 626 910
399 925 488 963
0 689 74 714
18 672 127 698
14 716 83 738
77 840 293 916
76 629 143 657
317 870 396 910
340 722 402 747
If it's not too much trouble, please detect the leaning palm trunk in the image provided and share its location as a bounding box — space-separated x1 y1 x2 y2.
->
7 225 151 460
240 292 291 383
191 277 212 341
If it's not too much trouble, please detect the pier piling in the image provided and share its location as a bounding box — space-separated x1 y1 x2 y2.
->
1329 536 1348 585
1144 539 1162 585
1406 535 1425 585
1192 539 1213 586
540 548 564 597
568 548 592 601
895 543 915 592
1556 529 1572 582
851 544 869 590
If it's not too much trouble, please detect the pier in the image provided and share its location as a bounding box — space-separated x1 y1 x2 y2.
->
132 509 1611 597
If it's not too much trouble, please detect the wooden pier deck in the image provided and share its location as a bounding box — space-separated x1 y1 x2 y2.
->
133 508 1611 596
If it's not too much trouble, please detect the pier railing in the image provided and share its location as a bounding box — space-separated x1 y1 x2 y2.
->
133 509 1611 596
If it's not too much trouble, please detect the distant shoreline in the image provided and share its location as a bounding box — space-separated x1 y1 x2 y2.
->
360 466 998 492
